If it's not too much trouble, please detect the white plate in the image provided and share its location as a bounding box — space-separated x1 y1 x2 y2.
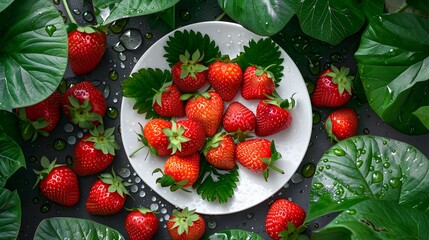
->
120 21 312 215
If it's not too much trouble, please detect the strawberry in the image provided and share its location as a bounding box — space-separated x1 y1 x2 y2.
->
153 153 200 192
255 93 294 137
125 207 159 240
207 59 243 101
265 198 307 240
241 65 276 100
222 101 256 141
33 156 79 207
167 208 206 240
324 108 358 142
235 139 284 181
73 125 120 176
17 90 62 141
86 170 131 215
62 81 106 129
164 119 206 156
134 119 173 157
184 91 224 137
203 132 236 170
171 50 208 93
68 25 107 75
311 64 354 108
153 82 185 118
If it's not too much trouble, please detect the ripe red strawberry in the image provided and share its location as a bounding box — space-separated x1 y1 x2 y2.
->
311 65 354 108
86 171 131 215
207 59 243 101
34 156 79 207
17 91 62 141
265 198 307 240
241 65 276 100
325 108 358 142
68 25 107 75
167 208 206 240
255 93 294 137
125 207 159 240
153 82 185 118
171 50 208 93
235 139 284 181
73 125 120 176
154 153 200 191
139 119 173 157
164 119 206 156
203 132 236 170
62 81 106 129
222 101 256 140
184 91 224 137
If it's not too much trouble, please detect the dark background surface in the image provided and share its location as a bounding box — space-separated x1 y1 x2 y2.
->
8 0 429 239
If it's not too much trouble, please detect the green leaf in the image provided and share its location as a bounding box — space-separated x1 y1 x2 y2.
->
0 188 21 240
217 0 298 36
0 0 13 12
193 156 239 204
34 217 125 240
0 129 25 187
413 106 429 130
0 110 22 144
312 200 429 240
202 229 264 240
361 0 384 20
0 0 68 109
93 0 179 25
406 0 429 13
164 30 221 67
307 136 429 222
355 13 429 135
154 6 175 29
296 0 365 45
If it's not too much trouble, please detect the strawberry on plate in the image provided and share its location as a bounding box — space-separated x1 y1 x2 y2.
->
324 108 358 142
171 50 208 93
222 101 256 141
62 81 106 129
33 156 79 207
235 139 284 181
241 64 276 100
153 82 185 118
164 119 206 156
136 118 173 157
207 58 243 101
311 64 354 108
203 132 236 170
167 208 206 240
125 207 159 240
265 198 307 240
73 125 120 176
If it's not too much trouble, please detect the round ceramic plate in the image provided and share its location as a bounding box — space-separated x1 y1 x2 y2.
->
120 21 312 215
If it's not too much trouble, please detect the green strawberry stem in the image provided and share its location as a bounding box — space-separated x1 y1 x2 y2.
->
323 64 354 95
163 121 190 155
100 169 132 198
179 50 208 79
61 0 77 24
85 125 120 155
261 140 284 181
33 156 65 188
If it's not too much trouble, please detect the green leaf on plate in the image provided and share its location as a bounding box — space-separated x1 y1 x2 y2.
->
0 0 68 109
355 12 429 135
34 217 125 240
217 0 298 36
413 106 429 130
0 128 25 187
0 0 13 12
193 156 239 204
307 135 429 222
164 30 221 67
202 229 264 240
235 38 284 84
93 0 179 25
312 199 429 240
296 0 365 45
406 0 429 14
0 188 21 240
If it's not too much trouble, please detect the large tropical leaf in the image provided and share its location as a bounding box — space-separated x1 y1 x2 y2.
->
0 188 21 240
0 0 68 109
0 128 25 188
0 0 13 12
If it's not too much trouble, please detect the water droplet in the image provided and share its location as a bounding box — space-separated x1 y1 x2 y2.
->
106 106 119 120
64 123 74 133
301 162 316 178
73 9 81 15
312 111 321 125
109 70 119 81
112 42 126 52
307 59 320 76
356 160 363 168
45 25 57 37
372 171 383 183
318 166 324 172
346 209 356 215
130 185 138 193
120 29 143 50
363 128 369 134
313 182 324 189
110 18 129 34
103 85 110 98
326 165 331 169
67 136 76 145
118 52 127 62
53 0 60 4
32 197 39 204
334 148 346 156
145 32 153 39
314 223 319 229
150 203 159 211
66 155 73 165
83 11 94 22
118 168 131 178
139 191 146 197
246 213 254 219
389 177 401 188
291 173 303 184
322 159 328 163
135 176 141 183
161 208 167 214
383 162 390 168
53 138 66 151
208 220 217 229
335 186 344 196
29 156 38 163
180 9 191 21
329 53 342 62
388 49 396 56
40 203 50 213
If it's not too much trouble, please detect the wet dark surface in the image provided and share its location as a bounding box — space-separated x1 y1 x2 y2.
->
9 1 429 239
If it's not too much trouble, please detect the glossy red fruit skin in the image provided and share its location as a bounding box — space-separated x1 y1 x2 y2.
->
241 65 275 100
21 91 62 132
153 84 185 118
265 198 306 240
205 134 236 170
125 210 159 240
235 138 271 173
174 119 206 156
68 29 107 75
222 102 256 133
86 179 125 215
325 108 358 141
171 62 207 93
39 166 80 207
164 153 200 187
311 68 352 108
167 214 206 240
143 118 173 157
73 134 114 176
207 61 243 102
255 101 293 137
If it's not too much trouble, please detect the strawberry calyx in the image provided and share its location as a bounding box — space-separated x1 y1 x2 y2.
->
180 91 211 101
67 23 108 34
17 108 50 142
125 207 158 214
152 81 172 107
129 123 153 157
66 96 104 129
324 117 340 143
260 140 284 181
153 168 190 192
255 64 276 80
278 222 308 240
33 156 65 188
264 92 296 110
85 125 120 155
99 170 132 198
323 64 354 95
202 132 224 155
179 49 208 79
170 208 200 235
163 120 190 155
